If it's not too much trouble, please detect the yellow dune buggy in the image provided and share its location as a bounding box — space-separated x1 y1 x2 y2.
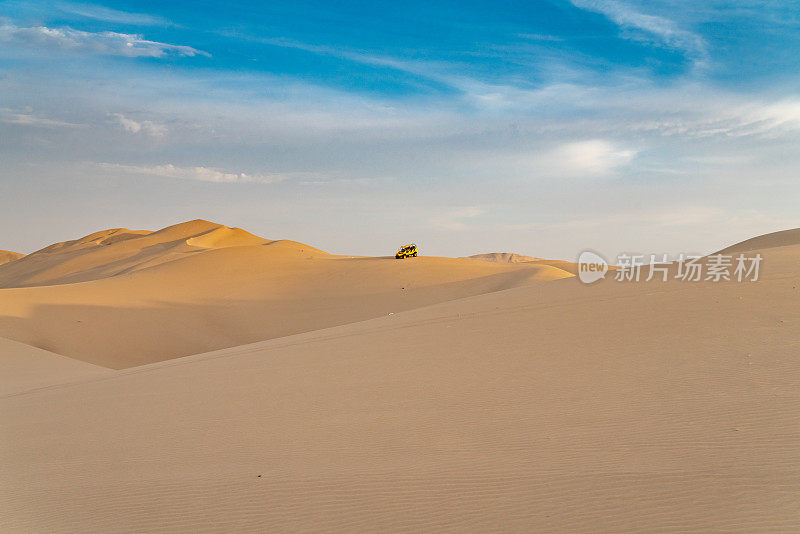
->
395 244 418 259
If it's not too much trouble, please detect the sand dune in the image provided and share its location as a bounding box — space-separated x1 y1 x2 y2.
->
0 250 23 266
0 336 111 396
465 252 583 275
0 220 572 368
1 227 800 532
715 227 800 254
0 220 274 288
466 252 541 263
2 223 800 532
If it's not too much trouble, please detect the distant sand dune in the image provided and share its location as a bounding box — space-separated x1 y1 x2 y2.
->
0 220 272 288
465 252 582 275
0 250 23 267
715 227 800 254
465 252 542 263
0 220 573 368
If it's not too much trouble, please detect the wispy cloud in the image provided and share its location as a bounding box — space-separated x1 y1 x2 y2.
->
55 2 169 26
728 100 800 138
625 95 800 139
243 36 453 85
0 24 208 57
0 107 82 127
551 139 636 175
469 139 636 179
516 33 564 42
96 163 324 184
569 0 708 67
243 35 575 111
244 34 647 113
113 113 166 137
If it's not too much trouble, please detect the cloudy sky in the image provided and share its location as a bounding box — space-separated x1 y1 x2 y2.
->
2 1 800 259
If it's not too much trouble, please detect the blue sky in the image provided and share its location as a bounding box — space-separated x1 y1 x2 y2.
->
2 1 800 259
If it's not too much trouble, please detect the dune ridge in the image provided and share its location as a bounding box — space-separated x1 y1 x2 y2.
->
0 220 275 289
0 250 23 266
715 227 800 254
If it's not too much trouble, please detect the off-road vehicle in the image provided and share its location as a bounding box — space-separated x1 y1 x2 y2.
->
395 244 418 259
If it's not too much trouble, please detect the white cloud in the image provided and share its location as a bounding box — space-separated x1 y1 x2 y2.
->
0 107 82 127
569 0 707 66
550 139 636 175
96 163 324 184
113 113 167 137
247 36 457 86
227 33 661 113
729 100 800 138
0 24 208 58
626 96 800 139
469 139 636 179
236 35 527 110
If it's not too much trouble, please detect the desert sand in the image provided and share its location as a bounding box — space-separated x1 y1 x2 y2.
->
0 250 23 266
0 220 572 368
1 221 799 532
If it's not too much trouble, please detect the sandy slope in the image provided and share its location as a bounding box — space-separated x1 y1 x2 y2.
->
0 220 572 368
0 337 111 396
0 250 23 266
716 227 800 254
1 225 800 532
1 238 799 532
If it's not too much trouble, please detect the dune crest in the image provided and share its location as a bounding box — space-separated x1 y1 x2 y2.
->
715 227 800 254
0 250 23 267
0 219 274 288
